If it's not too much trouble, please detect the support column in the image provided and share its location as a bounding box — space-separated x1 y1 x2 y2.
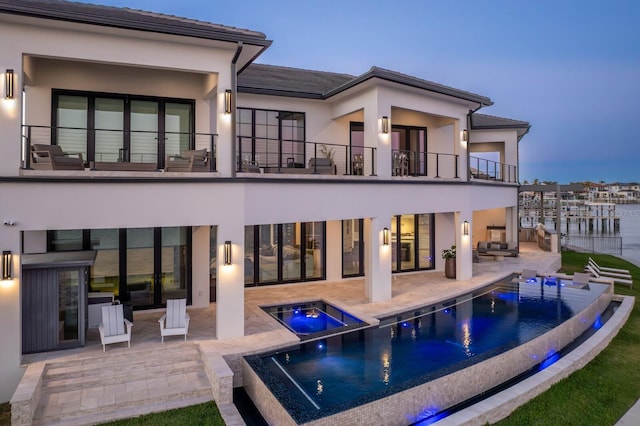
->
191 226 211 308
0 228 25 402
215 223 245 339
364 217 392 302
365 103 391 178
456 211 473 280
325 220 342 282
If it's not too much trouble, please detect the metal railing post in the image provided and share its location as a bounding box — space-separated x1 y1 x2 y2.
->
435 153 440 178
23 125 32 169
454 154 459 178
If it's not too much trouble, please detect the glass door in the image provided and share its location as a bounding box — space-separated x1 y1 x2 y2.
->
164 103 192 162
130 100 159 165
160 227 188 303
126 227 155 307
56 95 88 161
350 122 365 175
95 98 125 163
58 268 81 344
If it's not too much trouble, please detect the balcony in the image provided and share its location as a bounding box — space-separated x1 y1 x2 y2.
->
21 125 217 174
469 155 517 183
391 149 459 179
237 137 376 176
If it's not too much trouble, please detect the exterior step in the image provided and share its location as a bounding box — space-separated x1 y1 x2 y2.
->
33 342 213 425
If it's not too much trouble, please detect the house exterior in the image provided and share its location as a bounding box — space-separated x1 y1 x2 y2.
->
0 0 530 402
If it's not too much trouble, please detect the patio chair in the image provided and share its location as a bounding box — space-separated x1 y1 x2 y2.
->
159 298 190 343
392 152 408 176
352 154 364 175
587 257 631 278
31 144 85 170
586 264 633 288
165 149 209 172
98 304 133 352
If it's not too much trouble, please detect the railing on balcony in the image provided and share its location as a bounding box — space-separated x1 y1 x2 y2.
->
237 137 376 176
21 125 217 172
469 156 517 183
391 149 459 178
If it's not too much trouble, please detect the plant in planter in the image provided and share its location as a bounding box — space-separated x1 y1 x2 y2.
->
442 245 456 279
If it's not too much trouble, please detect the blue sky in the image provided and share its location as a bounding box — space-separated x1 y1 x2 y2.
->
78 0 640 183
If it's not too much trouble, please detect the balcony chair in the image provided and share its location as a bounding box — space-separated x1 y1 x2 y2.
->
98 304 133 352
308 157 336 174
31 144 85 170
392 152 408 176
159 298 190 343
352 154 364 175
165 149 209 172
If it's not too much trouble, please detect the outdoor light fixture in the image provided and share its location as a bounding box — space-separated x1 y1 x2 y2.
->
383 228 390 246
381 116 389 134
463 221 469 236
2 251 12 280
224 241 232 265
462 129 469 143
224 89 232 114
5 69 14 100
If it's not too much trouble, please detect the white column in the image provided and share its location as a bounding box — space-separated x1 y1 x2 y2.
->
214 69 233 177
364 217 392 302
215 223 245 339
505 206 517 244
456 211 473 280
365 104 391 178
0 229 25 402
325 220 342 282
191 226 210 308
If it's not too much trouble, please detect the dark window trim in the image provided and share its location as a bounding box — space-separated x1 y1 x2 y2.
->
392 213 435 273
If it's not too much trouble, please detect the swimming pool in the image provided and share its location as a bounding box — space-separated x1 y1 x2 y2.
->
244 275 612 425
261 301 368 340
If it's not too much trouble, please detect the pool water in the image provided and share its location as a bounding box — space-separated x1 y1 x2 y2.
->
246 276 610 423
262 301 367 340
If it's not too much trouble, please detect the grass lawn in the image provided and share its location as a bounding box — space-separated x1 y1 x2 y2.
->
100 401 224 425
496 252 639 425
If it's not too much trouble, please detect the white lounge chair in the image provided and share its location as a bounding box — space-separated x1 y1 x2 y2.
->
586 264 633 288
159 299 190 343
98 304 133 352
587 258 631 278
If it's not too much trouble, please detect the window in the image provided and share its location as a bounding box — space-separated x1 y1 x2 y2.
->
245 221 325 286
237 108 305 169
342 219 364 277
391 214 434 272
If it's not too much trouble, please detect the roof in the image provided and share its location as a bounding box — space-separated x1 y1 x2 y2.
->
0 0 271 46
237 64 356 99
239 64 493 105
471 113 531 141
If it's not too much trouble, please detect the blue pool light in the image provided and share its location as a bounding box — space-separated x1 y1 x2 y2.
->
317 343 324 349
544 276 557 286
443 308 450 314
538 350 560 371
526 277 537 283
593 314 603 329
402 322 410 328
410 406 449 425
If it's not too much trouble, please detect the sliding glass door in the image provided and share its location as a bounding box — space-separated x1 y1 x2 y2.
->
52 90 194 168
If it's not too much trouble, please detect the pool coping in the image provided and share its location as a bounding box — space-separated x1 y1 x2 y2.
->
434 293 635 425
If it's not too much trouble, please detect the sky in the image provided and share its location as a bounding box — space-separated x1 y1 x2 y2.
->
76 0 640 183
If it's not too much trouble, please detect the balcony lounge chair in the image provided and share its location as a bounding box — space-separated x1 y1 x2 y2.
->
31 144 85 170
98 304 133 352
159 298 190 343
165 149 209 172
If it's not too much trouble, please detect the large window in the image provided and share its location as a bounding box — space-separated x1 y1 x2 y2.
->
391 214 434 272
244 222 325 286
342 219 364 277
52 90 194 168
237 108 305 169
47 226 192 309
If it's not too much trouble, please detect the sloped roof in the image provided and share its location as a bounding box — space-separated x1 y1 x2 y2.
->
237 64 355 99
0 0 270 46
239 63 493 105
471 113 531 141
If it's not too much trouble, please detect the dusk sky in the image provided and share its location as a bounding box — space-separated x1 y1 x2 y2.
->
78 0 640 183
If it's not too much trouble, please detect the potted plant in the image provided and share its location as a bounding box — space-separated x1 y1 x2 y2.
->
442 245 456 279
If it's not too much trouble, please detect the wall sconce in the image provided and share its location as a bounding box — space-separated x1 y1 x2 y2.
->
224 241 232 265
224 89 232 114
382 228 390 246
2 251 12 280
5 69 14 100
461 129 469 143
381 116 389 134
463 221 469 236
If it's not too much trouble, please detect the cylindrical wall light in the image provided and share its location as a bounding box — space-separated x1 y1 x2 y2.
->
463 221 470 236
224 241 232 265
2 251 12 280
382 227 390 246
381 116 389 134
461 129 469 143
5 69 14 100
224 89 232 114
